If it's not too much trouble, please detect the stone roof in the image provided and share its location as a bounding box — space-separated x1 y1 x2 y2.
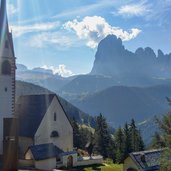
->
28 143 63 161
130 149 163 170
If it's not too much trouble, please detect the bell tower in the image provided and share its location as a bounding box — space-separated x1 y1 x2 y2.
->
0 0 16 155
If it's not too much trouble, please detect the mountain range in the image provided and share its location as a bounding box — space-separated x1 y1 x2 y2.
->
16 35 171 129
91 35 171 85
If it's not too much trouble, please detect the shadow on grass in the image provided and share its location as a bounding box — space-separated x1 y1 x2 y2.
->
68 164 104 171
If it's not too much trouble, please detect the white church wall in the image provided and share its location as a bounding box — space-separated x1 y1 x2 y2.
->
34 96 73 152
35 158 56 171
0 40 15 155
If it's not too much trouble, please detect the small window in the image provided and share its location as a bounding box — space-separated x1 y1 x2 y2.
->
4 87 7 92
54 112 56 121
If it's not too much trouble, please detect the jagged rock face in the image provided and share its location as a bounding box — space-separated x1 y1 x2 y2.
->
91 35 171 81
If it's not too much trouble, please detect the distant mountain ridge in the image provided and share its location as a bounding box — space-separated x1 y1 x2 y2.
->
16 64 73 93
71 85 171 127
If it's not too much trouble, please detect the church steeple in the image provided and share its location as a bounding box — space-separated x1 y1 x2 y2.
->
0 0 16 155
0 0 15 58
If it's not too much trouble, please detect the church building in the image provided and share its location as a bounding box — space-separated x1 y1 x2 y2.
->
0 0 16 155
16 94 75 170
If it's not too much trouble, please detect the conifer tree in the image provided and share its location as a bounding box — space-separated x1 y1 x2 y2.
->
123 122 132 158
137 130 145 151
115 127 125 163
94 113 112 158
130 119 144 152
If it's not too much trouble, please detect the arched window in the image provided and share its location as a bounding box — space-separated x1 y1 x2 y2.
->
50 131 59 138
1 60 11 75
54 112 57 121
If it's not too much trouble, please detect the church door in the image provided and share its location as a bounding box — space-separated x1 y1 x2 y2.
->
67 155 73 168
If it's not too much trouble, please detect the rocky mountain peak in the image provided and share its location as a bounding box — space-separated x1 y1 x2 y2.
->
91 34 171 81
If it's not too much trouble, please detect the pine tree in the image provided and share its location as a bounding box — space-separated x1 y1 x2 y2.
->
137 130 145 151
115 127 124 163
123 122 132 159
94 113 113 158
130 119 144 152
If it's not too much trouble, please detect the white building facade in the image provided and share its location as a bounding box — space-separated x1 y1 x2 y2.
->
34 96 73 152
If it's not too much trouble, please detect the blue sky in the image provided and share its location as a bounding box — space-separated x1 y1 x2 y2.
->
6 0 171 76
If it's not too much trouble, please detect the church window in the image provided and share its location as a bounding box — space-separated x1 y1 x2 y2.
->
5 40 9 49
54 112 57 121
4 87 7 92
50 131 59 138
1 60 11 75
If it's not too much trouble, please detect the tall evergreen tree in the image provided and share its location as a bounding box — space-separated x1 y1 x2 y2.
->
130 119 144 152
94 113 112 158
115 127 125 163
123 122 132 159
137 130 145 151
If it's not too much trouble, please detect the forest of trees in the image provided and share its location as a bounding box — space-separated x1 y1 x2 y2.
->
72 98 171 169
72 114 144 163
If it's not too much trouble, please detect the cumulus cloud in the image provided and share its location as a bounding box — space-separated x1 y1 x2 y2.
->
28 32 73 48
117 2 151 17
7 3 18 16
11 22 60 37
41 65 73 77
63 16 141 48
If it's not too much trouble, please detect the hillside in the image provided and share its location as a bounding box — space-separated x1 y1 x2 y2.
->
59 75 118 100
71 85 171 127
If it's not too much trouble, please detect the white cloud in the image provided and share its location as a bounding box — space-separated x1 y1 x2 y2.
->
28 32 73 48
7 3 18 16
41 65 73 77
63 16 141 48
10 22 60 37
117 2 150 17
